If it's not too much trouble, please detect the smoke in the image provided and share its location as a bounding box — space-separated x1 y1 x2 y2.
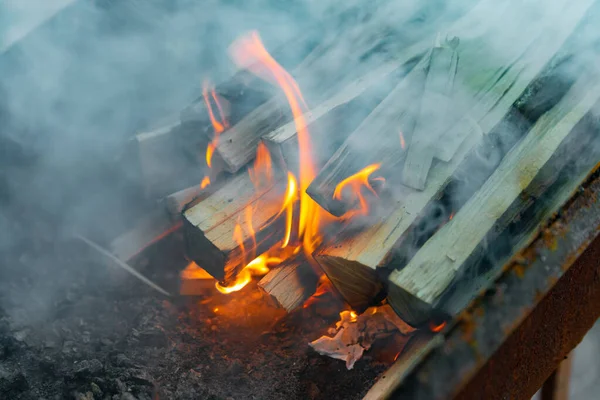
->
1 0 600 329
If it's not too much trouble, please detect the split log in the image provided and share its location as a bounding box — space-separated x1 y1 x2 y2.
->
262 57 419 175
312 0 594 310
211 0 471 175
387 76 600 326
258 256 319 312
183 172 286 282
402 37 459 190
307 0 589 216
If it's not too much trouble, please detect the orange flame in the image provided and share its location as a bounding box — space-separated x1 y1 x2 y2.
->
200 176 211 189
202 80 228 134
429 320 447 333
333 163 382 216
399 131 406 150
230 31 321 256
215 254 280 294
249 142 274 189
277 172 298 248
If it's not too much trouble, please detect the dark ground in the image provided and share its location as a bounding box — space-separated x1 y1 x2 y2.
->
0 230 404 400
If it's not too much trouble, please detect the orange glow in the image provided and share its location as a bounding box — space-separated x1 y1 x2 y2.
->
200 176 211 189
202 80 228 134
249 142 274 189
399 131 406 150
181 261 214 280
430 320 447 333
449 213 454 221
277 172 298 248
333 163 382 216
215 254 280 294
230 31 321 256
205 142 216 168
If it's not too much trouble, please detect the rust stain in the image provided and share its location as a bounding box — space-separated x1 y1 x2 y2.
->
542 229 558 251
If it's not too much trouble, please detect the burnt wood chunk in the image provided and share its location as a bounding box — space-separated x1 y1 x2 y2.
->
402 39 459 190
258 256 319 312
183 173 286 282
312 0 593 312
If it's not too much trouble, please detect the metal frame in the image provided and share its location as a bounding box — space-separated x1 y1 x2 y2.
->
391 167 600 400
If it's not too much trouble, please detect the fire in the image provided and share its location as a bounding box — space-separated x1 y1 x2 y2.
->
215 254 280 294
249 142 274 189
200 176 211 189
202 80 229 134
200 80 230 188
229 31 321 256
333 163 383 216
429 320 447 333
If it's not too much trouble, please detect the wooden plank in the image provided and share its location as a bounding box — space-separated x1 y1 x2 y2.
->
388 76 600 325
183 172 286 282
402 37 459 190
312 0 594 310
541 355 573 400
257 256 319 312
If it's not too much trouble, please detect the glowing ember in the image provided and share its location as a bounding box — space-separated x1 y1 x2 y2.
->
429 320 447 333
333 163 383 216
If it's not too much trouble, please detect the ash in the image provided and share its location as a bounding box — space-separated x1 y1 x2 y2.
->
0 236 393 400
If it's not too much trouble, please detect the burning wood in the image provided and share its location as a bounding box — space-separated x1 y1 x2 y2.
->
183 172 287 283
402 35 459 190
262 58 415 175
257 255 319 312
305 51 429 217
312 0 592 311
309 305 415 369
388 76 600 325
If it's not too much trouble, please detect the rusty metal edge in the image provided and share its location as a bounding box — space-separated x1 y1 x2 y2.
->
387 164 600 400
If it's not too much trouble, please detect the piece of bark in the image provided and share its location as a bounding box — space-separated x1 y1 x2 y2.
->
258 256 319 312
388 77 600 326
183 172 286 282
262 58 416 175
402 38 459 190
313 0 593 311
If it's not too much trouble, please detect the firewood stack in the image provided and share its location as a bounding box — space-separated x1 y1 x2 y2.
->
119 0 600 323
